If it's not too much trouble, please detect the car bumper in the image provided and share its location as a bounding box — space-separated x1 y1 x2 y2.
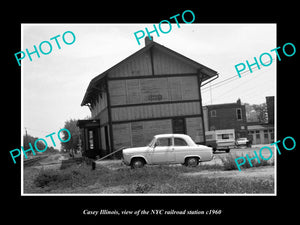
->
122 155 131 166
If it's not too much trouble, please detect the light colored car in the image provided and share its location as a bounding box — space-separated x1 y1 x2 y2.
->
236 137 249 146
122 134 213 169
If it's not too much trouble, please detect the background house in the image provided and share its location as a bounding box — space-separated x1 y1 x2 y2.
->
77 37 218 158
247 96 274 144
247 123 274 144
203 99 248 139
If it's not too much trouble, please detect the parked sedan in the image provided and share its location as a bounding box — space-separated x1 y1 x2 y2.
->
122 134 213 169
236 138 249 147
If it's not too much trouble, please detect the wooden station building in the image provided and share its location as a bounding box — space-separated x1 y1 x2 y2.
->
77 37 218 158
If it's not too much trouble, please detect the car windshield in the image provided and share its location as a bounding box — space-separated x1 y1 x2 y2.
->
148 138 156 147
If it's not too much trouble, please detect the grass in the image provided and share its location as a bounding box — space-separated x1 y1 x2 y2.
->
27 159 274 194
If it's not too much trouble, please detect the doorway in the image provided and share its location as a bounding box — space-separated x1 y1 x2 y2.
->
172 118 186 134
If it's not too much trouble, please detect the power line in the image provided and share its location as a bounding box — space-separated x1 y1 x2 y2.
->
201 58 274 93
201 58 275 105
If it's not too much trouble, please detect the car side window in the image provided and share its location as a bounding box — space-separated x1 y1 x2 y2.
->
174 138 188 146
156 138 172 146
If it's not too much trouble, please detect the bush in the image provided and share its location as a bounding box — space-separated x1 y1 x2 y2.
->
33 165 88 189
220 152 273 171
34 169 72 188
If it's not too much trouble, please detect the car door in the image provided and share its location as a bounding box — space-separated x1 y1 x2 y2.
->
151 137 176 164
173 137 190 163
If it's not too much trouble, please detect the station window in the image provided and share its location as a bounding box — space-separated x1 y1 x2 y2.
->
88 130 94 150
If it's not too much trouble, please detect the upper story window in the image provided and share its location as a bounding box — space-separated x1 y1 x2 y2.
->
210 110 216 117
236 108 242 120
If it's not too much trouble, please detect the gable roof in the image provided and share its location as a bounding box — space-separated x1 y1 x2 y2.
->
81 41 218 106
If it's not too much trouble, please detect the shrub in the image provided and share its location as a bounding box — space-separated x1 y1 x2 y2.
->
34 169 72 188
220 152 273 171
33 165 89 189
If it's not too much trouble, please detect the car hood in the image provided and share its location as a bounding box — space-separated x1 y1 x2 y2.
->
123 146 148 155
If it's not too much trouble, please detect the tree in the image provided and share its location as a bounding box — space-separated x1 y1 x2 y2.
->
23 134 40 155
245 103 268 123
60 119 80 157
23 133 59 155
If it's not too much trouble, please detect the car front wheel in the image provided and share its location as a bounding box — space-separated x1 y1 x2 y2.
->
185 157 199 167
131 158 145 169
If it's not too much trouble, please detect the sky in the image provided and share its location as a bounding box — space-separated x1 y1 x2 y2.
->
22 23 276 149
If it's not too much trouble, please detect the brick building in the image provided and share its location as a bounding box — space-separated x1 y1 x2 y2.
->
266 96 274 124
203 99 248 138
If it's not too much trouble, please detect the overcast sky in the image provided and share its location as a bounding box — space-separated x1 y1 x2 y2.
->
22 23 276 148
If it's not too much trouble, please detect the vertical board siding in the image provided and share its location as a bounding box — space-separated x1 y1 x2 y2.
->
94 108 108 125
113 119 172 149
100 127 106 150
91 92 108 118
108 76 199 106
186 117 204 143
107 47 197 79
152 47 197 75
113 120 172 148
111 102 201 122
126 79 141 104
112 123 132 150
131 122 144 147
108 51 152 78
108 80 126 106
168 77 182 101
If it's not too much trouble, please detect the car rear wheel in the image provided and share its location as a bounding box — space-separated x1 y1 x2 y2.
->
131 158 145 169
185 157 199 167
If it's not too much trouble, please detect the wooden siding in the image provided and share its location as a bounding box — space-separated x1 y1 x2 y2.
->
152 47 197 75
113 119 172 149
91 91 108 118
93 108 109 126
100 127 106 150
107 46 197 79
108 51 152 78
111 102 201 122
112 123 132 150
186 117 204 143
108 76 199 106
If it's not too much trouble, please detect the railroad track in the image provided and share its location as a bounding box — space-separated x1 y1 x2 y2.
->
24 156 48 167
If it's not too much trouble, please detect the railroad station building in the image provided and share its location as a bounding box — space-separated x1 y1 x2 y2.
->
77 37 218 158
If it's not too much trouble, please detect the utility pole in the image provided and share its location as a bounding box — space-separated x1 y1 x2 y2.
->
210 82 213 104
24 127 28 149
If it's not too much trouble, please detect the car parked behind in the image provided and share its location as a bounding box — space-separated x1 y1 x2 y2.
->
235 137 250 147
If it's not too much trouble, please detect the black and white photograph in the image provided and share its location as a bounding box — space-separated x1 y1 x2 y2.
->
4 6 298 222
21 23 276 195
